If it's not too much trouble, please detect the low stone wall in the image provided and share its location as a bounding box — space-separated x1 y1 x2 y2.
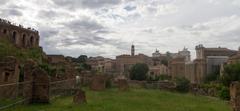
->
145 81 176 91
128 80 146 89
189 84 219 97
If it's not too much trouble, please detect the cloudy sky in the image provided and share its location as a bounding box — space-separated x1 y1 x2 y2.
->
1 0 240 59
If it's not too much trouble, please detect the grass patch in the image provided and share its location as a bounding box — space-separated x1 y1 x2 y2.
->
2 89 231 111
0 37 43 63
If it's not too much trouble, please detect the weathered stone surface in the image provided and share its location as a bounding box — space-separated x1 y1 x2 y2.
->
118 79 129 91
0 19 40 48
230 82 240 111
23 59 37 103
73 89 86 104
0 56 19 99
31 67 50 103
90 75 106 91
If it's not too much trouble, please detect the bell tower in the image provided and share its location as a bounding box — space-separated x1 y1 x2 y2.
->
131 44 135 56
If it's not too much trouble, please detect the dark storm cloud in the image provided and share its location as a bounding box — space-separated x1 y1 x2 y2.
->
61 18 117 46
52 0 122 9
61 36 110 46
1 9 22 16
124 5 136 11
64 19 104 31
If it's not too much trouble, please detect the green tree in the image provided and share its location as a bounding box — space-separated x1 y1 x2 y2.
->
161 59 168 66
81 63 92 70
130 63 149 81
77 55 88 63
175 77 190 93
221 62 240 86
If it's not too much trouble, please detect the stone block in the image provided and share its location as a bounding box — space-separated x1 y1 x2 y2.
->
90 75 106 91
118 79 129 91
73 89 86 104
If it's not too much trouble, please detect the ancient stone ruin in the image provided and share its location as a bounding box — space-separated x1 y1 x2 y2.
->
230 82 240 111
90 75 106 91
73 89 86 104
23 59 37 103
118 79 129 91
0 18 39 48
0 56 19 99
31 67 50 103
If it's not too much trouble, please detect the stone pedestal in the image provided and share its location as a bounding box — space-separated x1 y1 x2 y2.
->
230 82 240 111
118 79 129 91
73 89 86 104
90 75 106 91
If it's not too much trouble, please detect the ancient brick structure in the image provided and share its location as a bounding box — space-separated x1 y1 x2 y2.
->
47 55 66 64
0 56 20 99
90 75 106 91
47 55 78 81
118 79 129 91
0 18 39 48
73 89 86 104
168 57 186 79
230 82 240 111
31 67 50 103
228 48 240 64
116 54 152 75
23 59 37 103
148 64 168 77
0 56 19 85
195 44 237 59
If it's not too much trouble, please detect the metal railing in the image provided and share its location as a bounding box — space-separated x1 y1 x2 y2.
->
0 79 78 110
0 81 32 110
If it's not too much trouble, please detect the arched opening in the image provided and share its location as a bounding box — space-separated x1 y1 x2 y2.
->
4 72 10 82
12 31 17 43
3 29 7 34
30 36 34 46
19 65 24 82
22 34 26 46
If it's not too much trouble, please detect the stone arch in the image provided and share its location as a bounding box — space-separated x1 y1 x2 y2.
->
12 31 17 43
3 29 7 34
22 34 26 47
3 72 10 82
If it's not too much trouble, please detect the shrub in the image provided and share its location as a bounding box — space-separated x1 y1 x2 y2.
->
39 64 56 76
105 79 112 88
175 77 190 93
130 63 149 81
218 86 230 100
204 73 219 83
159 75 171 81
220 62 240 86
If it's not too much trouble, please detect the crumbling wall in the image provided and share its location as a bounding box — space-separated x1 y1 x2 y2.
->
0 18 39 48
0 56 19 99
230 82 240 111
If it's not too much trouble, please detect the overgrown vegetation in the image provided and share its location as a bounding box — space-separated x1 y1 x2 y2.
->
147 75 171 81
130 63 149 81
39 63 57 77
221 62 240 86
72 55 92 72
175 77 190 93
0 38 43 63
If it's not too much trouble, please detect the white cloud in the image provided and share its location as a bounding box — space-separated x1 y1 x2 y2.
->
0 0 240 59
